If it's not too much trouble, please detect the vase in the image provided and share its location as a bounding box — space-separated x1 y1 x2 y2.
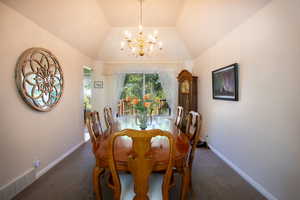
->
136 112 149 130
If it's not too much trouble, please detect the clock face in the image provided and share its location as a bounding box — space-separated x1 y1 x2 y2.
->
181 80 190 94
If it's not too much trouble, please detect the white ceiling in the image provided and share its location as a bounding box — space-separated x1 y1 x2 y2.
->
0 0 272 61
98 0 185 27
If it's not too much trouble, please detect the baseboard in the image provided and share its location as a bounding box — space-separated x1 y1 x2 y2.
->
36 140 85 178
0 168 35 200
0 140 85 200
208 144 278 200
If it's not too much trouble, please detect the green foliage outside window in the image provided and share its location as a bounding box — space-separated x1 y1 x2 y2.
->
120 73 170 115
120 73 166 99
83 68 92 111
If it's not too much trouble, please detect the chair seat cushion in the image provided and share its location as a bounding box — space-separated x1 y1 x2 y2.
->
119 173 163 200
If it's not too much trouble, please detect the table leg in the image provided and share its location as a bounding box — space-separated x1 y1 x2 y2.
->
180 166 190 200
93 166 105 200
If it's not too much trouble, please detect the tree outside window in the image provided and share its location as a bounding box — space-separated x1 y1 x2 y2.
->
120 73 170 115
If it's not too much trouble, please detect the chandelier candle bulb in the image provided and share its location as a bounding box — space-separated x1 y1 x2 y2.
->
139 24 143 31
150 45 154 53
124 30 128 36
120 41 125 51
159 42 163 50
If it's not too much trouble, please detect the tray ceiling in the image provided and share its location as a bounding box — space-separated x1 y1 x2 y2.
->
97 0 185 27
1 0 272 61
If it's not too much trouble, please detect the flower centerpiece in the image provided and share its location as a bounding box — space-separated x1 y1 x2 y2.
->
132 94 158 130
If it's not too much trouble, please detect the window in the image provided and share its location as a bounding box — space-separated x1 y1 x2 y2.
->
119 73 170 115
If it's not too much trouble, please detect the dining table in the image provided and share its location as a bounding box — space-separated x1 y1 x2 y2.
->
94 115 191 200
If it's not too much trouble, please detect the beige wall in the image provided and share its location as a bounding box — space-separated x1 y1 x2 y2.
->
193 0 300 199
0 2 92 187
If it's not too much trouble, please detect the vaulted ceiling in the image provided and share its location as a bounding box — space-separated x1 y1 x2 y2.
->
0 0 272 62
98 0 185 27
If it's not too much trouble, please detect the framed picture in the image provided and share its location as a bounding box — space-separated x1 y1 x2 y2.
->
94 80 103 89
212 63 239 101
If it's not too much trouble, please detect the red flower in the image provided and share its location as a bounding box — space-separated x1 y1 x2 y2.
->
144 102 151 108
132 98 139 105
143 94 150 100
125 96 131 102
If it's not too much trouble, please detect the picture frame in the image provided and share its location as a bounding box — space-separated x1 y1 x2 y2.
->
212 63 239 101
94 80 103 89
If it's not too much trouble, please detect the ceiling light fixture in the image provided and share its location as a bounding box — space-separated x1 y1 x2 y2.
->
120 0 163 57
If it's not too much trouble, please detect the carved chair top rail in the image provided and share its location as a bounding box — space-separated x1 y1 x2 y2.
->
86 111 105 152
185 111 202 167
104 106 113 132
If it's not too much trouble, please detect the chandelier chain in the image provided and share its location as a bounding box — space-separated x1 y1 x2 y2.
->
139 0 143 27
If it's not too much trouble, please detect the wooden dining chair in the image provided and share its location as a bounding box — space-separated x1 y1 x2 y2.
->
104 106 113 134
185 111 202 188
108 129 175 200
175 106 184 128
86 111 106 200
86 111 105 151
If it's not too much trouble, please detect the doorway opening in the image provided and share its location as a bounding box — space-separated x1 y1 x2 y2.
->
83 66 93 142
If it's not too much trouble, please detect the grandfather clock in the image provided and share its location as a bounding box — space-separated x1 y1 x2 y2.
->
177 69 198 119
178 70 206 147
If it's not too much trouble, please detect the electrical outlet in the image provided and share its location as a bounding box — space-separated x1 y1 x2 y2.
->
33 160 40 168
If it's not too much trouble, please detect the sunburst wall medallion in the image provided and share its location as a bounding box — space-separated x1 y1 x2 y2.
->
15 48 64 112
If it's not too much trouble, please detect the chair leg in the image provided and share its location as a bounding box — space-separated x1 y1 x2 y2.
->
180 166 190 200
189 166 192 190
93 166 104 200
113 187 121 200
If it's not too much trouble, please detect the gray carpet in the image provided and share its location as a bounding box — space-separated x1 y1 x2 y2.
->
13 142 266 200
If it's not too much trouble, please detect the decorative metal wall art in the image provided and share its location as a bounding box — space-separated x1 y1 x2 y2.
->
15 48 64 112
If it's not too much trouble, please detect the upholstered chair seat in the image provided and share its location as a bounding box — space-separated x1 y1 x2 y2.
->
119 173 163 200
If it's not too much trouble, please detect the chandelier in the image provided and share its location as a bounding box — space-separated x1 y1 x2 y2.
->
120 0 163 57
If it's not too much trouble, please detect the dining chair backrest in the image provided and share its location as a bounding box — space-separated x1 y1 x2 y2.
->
175 106 184 128
104 106 113 133
86 111 104 153
108 129 175 200
185 111 202 167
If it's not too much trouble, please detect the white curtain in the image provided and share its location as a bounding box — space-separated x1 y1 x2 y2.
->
116 73 126 101
111 73 126 115
159 71 178 117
